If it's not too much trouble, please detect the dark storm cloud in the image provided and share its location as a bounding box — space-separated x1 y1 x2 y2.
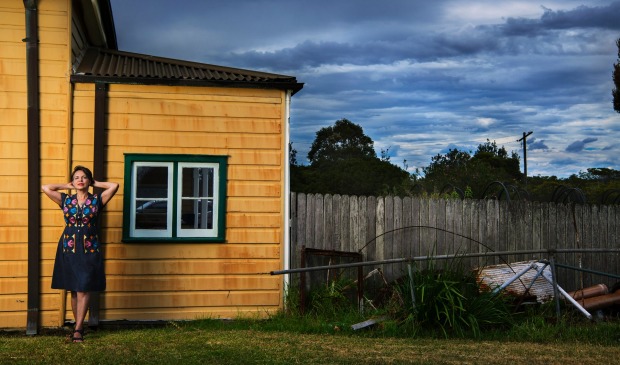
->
528 139 549 151
222 2 620 72
110 0 620 177
565 138 599 152
500 1 620 37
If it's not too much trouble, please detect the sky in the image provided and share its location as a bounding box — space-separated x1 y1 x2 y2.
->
109 0 620 178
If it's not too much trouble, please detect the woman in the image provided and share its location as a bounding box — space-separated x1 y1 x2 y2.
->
42 166 119 343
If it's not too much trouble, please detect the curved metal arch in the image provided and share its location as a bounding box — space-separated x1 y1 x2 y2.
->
554 187 587 204
601 189 620 205
440 183 464 199
409 183 427 196
551 185 570 202
481 181 510 201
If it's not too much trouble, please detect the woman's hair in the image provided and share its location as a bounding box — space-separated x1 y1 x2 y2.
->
72 165 94 186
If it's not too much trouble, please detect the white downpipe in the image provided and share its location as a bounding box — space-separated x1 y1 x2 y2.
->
283 90 292 307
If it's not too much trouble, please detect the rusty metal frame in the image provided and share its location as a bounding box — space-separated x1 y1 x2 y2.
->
299 246 363 313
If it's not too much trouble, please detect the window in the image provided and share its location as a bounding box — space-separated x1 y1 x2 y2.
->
122 154 227 242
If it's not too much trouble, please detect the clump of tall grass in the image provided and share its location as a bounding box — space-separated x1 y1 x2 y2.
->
376 258 514 338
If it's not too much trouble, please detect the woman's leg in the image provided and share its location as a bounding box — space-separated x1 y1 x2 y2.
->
72 291 91 342
70 291 78 322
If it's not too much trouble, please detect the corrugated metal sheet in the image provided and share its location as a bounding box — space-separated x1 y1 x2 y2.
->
73 47 302 92
476 261 554 303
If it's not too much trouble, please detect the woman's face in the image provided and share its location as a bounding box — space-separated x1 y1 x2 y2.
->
72 170 91 189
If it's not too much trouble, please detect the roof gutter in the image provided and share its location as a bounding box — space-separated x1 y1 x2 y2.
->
23 0 41 336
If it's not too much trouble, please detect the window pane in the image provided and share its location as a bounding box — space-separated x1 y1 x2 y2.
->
181 167 214 198
181 199 213 229
135 200 168 230
136 166 168 198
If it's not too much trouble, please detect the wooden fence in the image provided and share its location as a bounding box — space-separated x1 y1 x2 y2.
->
290 193 620 292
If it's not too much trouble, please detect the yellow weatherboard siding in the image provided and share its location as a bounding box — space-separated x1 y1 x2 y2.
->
69 83 286 322
1 0 289 329
1 0 71 329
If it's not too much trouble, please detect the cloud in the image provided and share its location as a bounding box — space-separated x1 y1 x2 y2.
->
109 0 620 178
528 138 549 150
565 138 598 152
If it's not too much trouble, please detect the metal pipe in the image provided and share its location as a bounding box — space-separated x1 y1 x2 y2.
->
541 271 592 320
577 291 620 311
548 255 562 317
283 90 292 308
555 263 620 280
23 0 40 336
271 248 620 275
567 284 609 301
491 262 538 295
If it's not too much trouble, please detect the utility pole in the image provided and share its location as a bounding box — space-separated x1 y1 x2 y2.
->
517 131 533 185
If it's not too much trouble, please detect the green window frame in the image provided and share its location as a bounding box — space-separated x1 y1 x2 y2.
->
122 154 228 243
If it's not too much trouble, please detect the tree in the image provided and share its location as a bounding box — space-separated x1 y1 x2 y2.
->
291 119 411 196
420 140 521 197
289 142 298 166
307 119 376 165
614 38 620 113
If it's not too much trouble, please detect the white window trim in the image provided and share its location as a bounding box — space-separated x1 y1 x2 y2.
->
130 161 173 238
176 162 219 238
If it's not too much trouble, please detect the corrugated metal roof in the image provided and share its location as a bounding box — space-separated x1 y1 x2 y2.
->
72 47 303 94
476 261 555 303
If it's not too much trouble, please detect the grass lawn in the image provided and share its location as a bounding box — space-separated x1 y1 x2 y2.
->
2 318 620 365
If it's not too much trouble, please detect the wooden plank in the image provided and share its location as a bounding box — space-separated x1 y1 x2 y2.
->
357 196 368 253
0 142 27 159
323 194 335 249
0 293 60 311
228 197 281 213
409 197 419 260
0 158 28 176
375 197 385 263
383 196 394 279
332 194 342 249
37 29 67 45
227 212 282 229
57 227 282 246
435 198 446 257
3 275 282 293
228 181 281 197
38 13 68 29
99 306 279 321
5 243 281 261
314 194 325 250
108 83 283 98
350 195 361 252
93 98 281 119
75 129 282 150
0 261 28 277
0 73 64 93
102 114 282 134
100 290 281 309
296 193 306 250
104 259 280 276
305 194 315 247
365 196 377 261
107 92 282 106
451 199 463 255
340 195 350 252
105 146 282 165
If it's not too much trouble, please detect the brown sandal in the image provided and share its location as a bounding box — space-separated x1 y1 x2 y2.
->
71 328 85 343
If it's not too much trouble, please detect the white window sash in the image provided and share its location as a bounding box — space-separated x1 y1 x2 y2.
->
130 161 173 238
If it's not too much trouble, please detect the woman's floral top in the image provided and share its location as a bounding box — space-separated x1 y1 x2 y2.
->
61 193 102 253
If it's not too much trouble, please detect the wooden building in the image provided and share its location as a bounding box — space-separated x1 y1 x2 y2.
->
0 0 303 333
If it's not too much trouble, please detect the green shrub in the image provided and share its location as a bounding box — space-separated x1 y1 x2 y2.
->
390 260 513 338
